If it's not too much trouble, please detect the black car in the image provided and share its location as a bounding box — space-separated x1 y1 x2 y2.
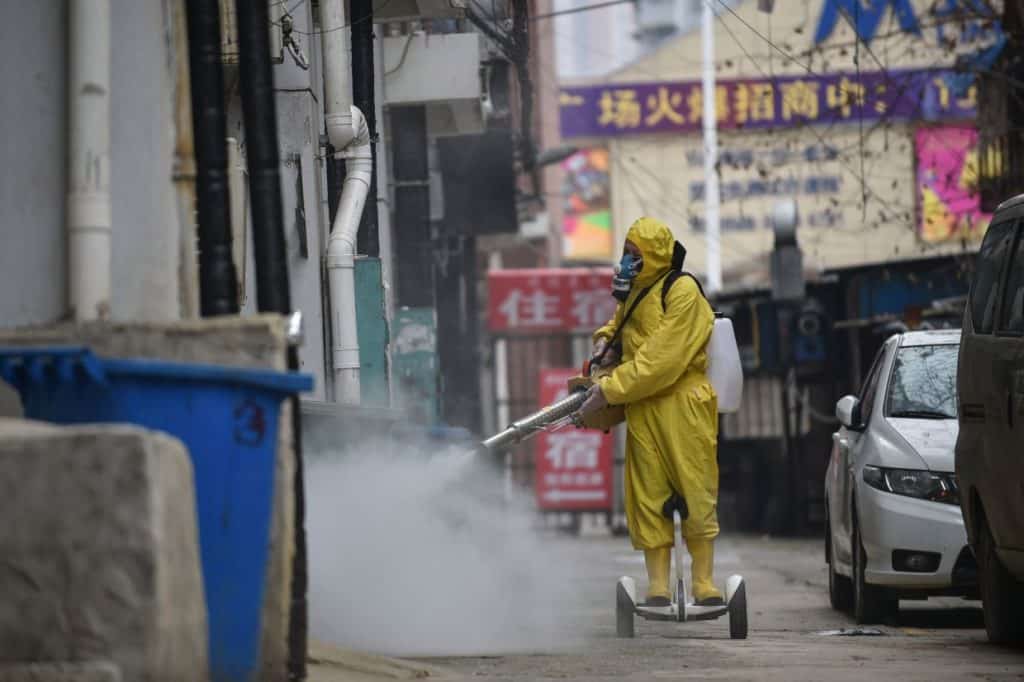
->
956 193 1024 644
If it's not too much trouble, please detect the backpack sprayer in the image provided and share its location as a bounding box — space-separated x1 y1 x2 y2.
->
479 361 624 453
480 264 744 454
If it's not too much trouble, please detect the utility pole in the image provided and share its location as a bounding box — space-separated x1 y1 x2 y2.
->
702 0 722 293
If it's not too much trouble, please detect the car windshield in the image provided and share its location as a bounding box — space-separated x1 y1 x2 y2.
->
886 344 959 419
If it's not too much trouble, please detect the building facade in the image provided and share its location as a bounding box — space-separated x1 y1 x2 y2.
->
550 0 1001 532
558 0 1000 284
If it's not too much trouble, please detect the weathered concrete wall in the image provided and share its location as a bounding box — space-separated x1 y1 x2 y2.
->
0 420 207 681
109 0 182 322
0 316 299 680
0 3 67 327
0 1 183 327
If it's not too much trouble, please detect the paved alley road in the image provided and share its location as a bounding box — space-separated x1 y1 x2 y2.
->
422 533 1024 681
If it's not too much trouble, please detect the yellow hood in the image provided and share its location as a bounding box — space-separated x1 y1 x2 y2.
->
625 217 675 288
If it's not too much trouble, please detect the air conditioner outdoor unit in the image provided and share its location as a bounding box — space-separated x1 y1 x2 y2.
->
634 0 677 40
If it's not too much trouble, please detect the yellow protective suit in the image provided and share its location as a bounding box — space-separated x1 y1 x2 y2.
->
594 217 721 602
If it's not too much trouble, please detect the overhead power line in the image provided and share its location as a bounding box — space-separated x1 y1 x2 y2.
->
531 0 633 22
272 0 398 35
712 0 815 75
706 0 911 227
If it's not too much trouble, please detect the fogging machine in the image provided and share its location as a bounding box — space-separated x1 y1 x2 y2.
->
480 354 624 452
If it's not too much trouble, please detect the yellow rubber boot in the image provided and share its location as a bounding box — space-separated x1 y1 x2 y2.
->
643 547 672 602
687 538 724 604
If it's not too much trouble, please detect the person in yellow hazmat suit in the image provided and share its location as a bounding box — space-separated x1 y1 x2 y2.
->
578 216 723 607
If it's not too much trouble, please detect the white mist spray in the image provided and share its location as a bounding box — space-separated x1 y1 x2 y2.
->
306 439 581 656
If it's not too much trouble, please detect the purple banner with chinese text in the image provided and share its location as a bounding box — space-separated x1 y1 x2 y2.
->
558 69 976 139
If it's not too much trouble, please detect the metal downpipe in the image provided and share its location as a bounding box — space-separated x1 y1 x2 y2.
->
234 2 306 680
185 0 239 316
235 0 291 315
319 0 371 405
327 109 372 405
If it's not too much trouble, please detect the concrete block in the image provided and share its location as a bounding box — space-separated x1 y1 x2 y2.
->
0 662 120 682
0 316 289 371
260 397 295 682
0 382 21 419
0 420 208 682
0 318 297 679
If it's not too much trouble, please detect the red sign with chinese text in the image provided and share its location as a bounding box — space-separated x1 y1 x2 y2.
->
487 268 616 333
535 368 614 511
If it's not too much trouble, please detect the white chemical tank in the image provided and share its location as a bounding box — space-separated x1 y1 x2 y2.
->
707 317 743 414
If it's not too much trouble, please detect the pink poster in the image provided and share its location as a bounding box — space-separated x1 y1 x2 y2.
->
916 126 991 243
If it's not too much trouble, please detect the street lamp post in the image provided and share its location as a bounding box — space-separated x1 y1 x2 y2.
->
769 198 804 533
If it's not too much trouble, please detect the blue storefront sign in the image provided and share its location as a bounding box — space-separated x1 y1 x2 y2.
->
559 68 976 140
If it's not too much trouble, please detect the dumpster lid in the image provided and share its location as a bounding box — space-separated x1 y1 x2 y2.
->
0 346 313 394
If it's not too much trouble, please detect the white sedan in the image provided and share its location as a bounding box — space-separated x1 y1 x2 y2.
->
825 329 977 623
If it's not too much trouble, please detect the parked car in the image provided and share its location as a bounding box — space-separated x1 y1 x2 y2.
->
825 329 975 624
956 194 1024 644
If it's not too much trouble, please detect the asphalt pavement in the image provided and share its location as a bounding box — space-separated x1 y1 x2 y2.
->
310 530 1024 681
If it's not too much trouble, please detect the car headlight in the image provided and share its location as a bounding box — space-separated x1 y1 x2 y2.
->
862 466 959 505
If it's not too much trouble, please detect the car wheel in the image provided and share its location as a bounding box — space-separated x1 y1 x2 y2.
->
827 516 853 612
978 516 1024 644
853 520 895 624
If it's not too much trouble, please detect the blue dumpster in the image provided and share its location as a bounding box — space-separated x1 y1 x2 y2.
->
0 347 313 682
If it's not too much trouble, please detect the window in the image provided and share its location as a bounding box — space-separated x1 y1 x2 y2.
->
998 232 1024 334
970 221 1016 334
886 345 959 419
858 345 887 426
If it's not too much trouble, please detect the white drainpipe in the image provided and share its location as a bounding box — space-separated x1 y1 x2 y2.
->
327 109 372 404
68 0 112 321
320 0 371 404
321 0 355 152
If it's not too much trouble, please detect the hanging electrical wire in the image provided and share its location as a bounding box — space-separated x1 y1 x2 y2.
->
530 0 632 22
707 0 912 226
466 0 540 195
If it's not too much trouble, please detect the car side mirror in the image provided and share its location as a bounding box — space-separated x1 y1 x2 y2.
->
836 395 863 430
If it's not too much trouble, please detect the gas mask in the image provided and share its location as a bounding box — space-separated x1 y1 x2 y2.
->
611 252 643 302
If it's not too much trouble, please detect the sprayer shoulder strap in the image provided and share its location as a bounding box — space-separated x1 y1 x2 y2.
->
605 284 652 351
603 270 676 352
661 270 707 311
